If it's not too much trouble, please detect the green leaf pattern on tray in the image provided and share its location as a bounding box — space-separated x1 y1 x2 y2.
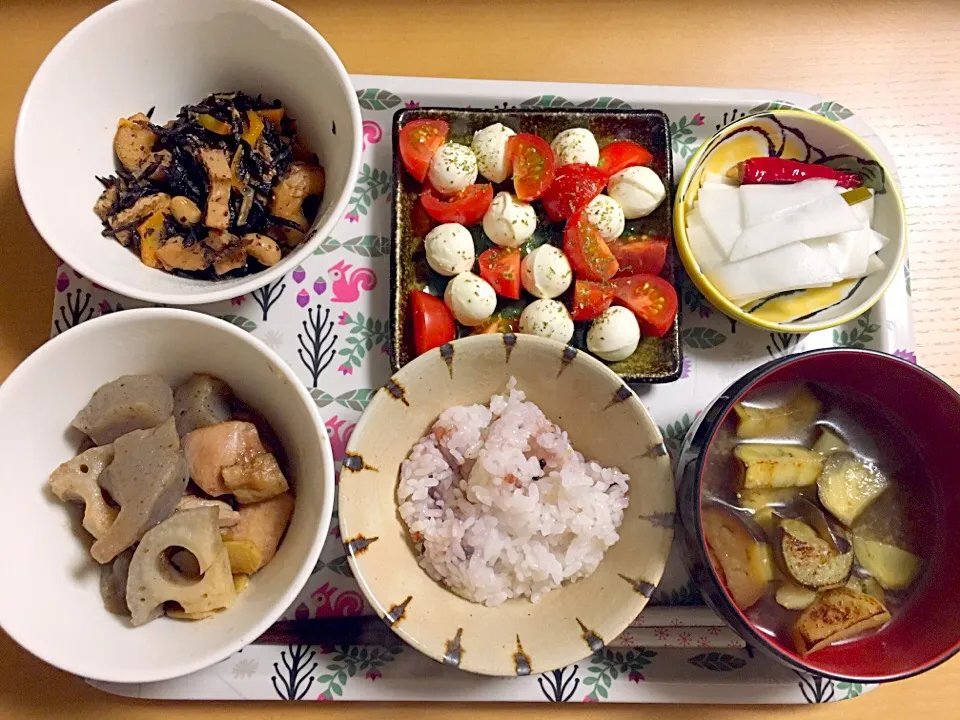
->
809 101 854 121
314 235 390 258
578 97 632 109
355 88 402 111
652 580 702 607
747 100 803 114
687 653 747 672
835 681 864 699
337 311 389 373
681 327 727 349
317 646 403 700
833 309 882 348
520 95 575 108
658 413 693 461
904 261 911 296
582 649 657 700
668 114 704 159
217 314 257 332
310 387 377 412
347 164 391 219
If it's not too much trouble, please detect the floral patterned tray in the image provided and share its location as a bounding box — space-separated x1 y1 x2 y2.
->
50 75 914 704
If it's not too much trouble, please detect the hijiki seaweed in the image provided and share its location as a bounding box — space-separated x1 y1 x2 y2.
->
93 91 325 279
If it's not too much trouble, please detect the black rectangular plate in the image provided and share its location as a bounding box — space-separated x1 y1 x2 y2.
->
389 107 681 383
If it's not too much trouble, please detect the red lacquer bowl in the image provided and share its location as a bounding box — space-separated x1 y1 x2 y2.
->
676 348 960 682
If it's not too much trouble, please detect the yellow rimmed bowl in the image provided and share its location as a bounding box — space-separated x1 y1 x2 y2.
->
338 333 675 676
673 109 907 333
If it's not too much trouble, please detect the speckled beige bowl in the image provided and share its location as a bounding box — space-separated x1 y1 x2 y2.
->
338 334 675 676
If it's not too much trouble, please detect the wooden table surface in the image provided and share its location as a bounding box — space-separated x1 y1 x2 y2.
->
2 0 958 717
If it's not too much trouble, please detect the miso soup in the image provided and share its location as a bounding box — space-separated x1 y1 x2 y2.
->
702 382 933 656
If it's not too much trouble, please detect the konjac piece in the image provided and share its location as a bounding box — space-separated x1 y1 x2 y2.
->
99 549 134 616
72 374 174 445
221 453 289 504
182 421 265 497
172 374 232 437
48 445 117 539
125 506 236 626
225 491 294 570
90 418 188 564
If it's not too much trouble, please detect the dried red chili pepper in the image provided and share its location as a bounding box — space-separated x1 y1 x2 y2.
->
728 157 863 189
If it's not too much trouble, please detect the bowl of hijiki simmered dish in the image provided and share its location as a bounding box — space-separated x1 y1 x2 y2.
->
674 109 907 332
338 333 676 676
676 348 960 682
0 309 334 683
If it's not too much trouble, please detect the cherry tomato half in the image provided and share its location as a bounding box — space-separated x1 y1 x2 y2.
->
507 134 556 202
570 280 615 321
562 210 619 282
597 140 653 177
610 235 669 276
478 247 522 300
612 274 679 337
540 163 608 222
399 119 449 183
420 183 493 225
410 289 456 355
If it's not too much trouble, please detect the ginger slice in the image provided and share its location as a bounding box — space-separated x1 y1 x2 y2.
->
48 445 117 539
126 506 236 626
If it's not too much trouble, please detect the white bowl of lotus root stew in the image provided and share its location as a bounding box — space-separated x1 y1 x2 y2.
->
15 0 360 305
676 349 960 683
0 309 334 683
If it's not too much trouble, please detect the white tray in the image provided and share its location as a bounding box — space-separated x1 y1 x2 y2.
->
49 75 914 704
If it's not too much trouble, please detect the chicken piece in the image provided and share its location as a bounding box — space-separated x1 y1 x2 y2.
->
114 113 157 173
91 418 189 564
99 549 134 616
270 162 325 245
222 453 289 504
224 491 294 569
48 445 117 539
72 373 174 445
172 374 233 436
175 494 240 528
156 236 210 272
182 421 265 497
126 506 236 626
109 193 171 232
203 229 234 252
199 148 232 230
94 185 118 221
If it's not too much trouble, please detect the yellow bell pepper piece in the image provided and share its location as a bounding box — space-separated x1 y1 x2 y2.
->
241 109 264 146
256 107 285 126
196 113 232 135
137 211 166 268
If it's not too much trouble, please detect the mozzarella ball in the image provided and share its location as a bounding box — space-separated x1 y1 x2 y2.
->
550 128 600 166
521 245 573 299
424 223 476 276
586 306 641 362
471 123 516 184
482 191 537 248
443 272 496 327
584 194 626 241
428 143 478 195
519 299 574 344
607 166 666 219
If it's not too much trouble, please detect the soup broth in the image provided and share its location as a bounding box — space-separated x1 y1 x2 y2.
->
702 381 933 656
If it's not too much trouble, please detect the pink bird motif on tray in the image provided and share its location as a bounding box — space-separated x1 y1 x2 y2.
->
325 415 355 464
328 260 377 303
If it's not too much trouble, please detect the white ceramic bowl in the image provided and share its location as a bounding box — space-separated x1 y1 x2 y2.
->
15 0 361 305
0 309 335 683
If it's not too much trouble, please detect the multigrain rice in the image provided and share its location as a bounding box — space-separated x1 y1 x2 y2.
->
397 378 629 606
